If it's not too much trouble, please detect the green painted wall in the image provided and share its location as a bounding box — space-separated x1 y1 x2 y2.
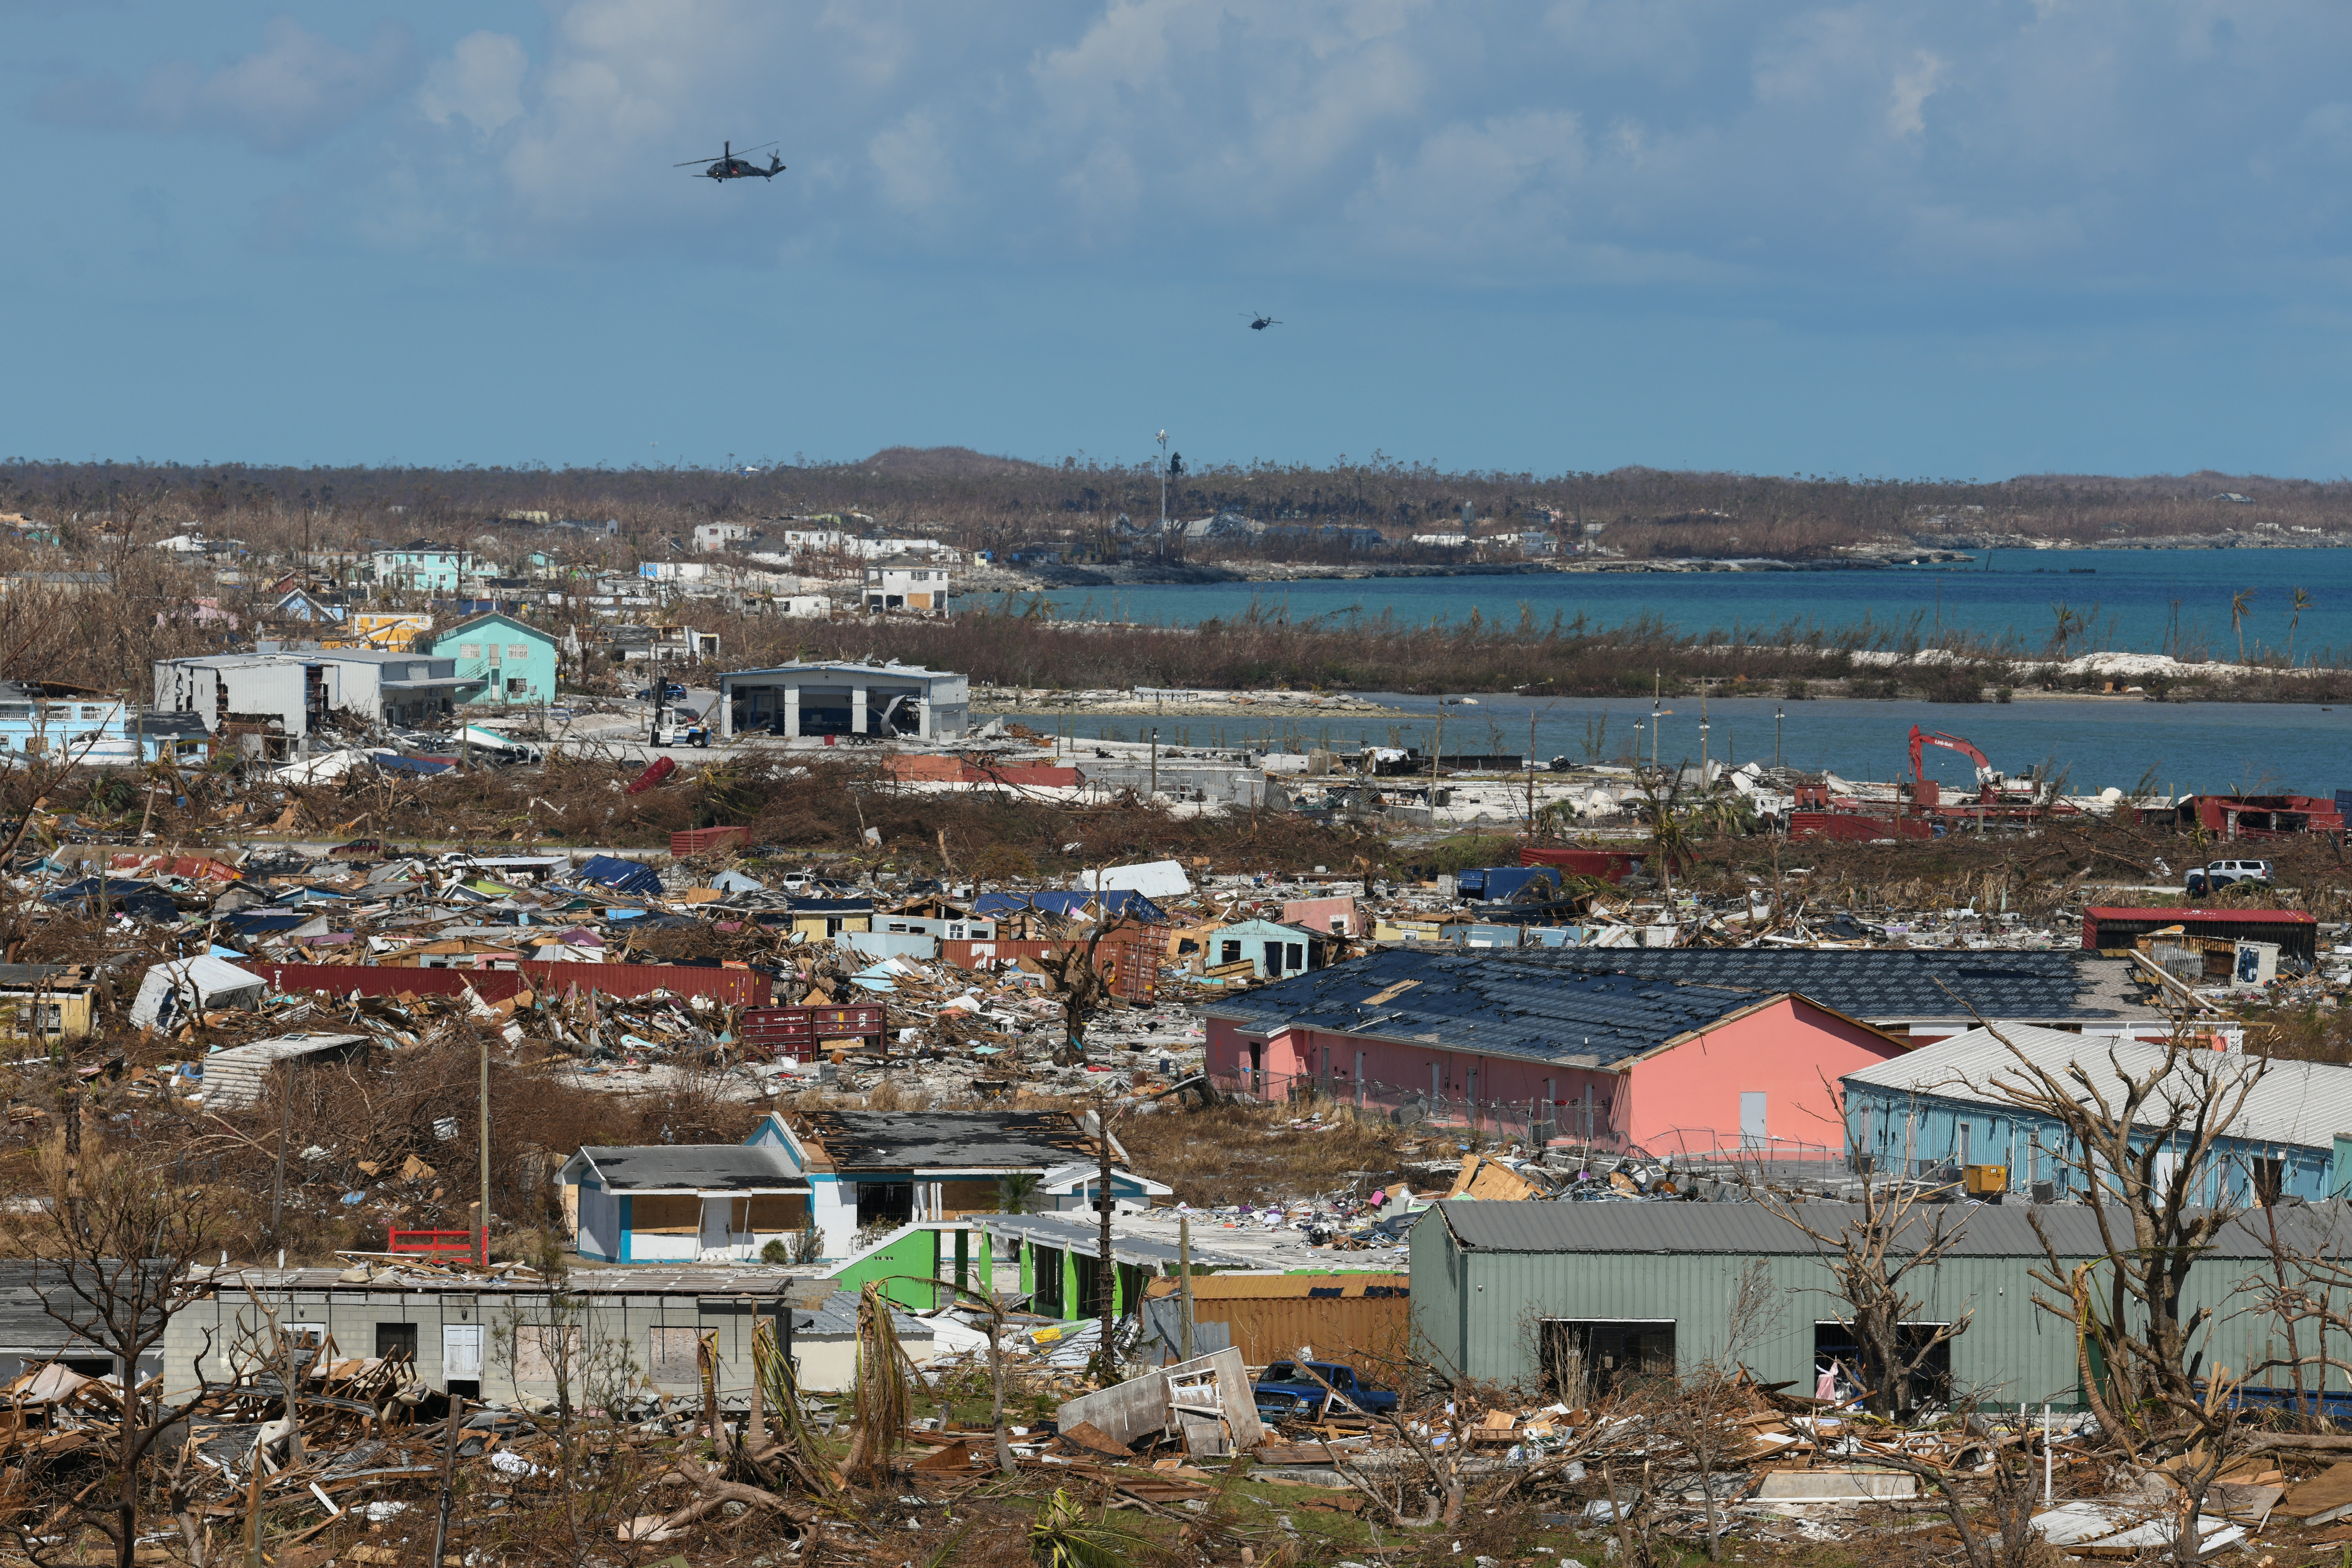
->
828 1225 997 1310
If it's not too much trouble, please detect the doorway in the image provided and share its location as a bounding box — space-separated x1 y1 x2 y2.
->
1539 1319 1676 1404
443 1323 483 1399
1812 1320 1954 1413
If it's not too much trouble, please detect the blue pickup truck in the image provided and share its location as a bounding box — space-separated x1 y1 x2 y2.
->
1252 1361 1399 1421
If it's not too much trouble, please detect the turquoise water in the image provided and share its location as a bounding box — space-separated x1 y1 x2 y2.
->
1043 547 2352 665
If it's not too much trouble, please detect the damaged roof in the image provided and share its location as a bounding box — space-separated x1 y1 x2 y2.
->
1197 947 1861 1070
1205 948 2138 1063
1488 948 2137 1022
564 1145 805 1193
795 1109 1113 1172
1430 1197 2352 1261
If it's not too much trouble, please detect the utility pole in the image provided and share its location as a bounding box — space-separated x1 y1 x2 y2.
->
1094 1097 1116 1382
1156 430 1169 536
478 1032 491 1265
1178 1213 1195 1361
1526 708 1537 833
1698 682 1710 788
1149 728 1158 801
1775 706 1785 771
271 1082 292 1241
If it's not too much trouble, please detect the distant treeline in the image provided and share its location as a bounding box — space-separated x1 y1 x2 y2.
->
5 451 2349 565
722 599 2352 702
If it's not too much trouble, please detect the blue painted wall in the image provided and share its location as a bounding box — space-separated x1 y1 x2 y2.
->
1844 1085 2336 1203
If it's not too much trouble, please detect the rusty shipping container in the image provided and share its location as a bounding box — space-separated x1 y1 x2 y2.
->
938 931 1159 1004
672 826 752 857
1140 1272 1409 1366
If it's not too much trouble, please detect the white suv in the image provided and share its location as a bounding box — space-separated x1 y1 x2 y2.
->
2187 859 2275 895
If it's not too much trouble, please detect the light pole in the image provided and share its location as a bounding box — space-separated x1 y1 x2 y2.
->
1697 682 1710 786
1156 430 1169 534
1774 706 1785 771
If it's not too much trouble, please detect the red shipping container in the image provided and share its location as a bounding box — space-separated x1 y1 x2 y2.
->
741 1003 887 1062
672 826 752 856
1517 845 1646 885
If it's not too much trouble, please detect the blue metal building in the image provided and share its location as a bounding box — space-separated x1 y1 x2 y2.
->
1841 1023 2352 1203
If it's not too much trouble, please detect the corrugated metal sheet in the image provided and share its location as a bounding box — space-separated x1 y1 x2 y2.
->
1415 1197 2352 1405
1435 1196 2336 1259
1142 1272 1408 1300
1844 1024 2352 1152
198 1033 372 1111
253 961 772 1006
1192 1294 1409 1366
672 827 751 856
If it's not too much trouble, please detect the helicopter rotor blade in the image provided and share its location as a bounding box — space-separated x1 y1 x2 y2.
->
673 155 725 166
734 140 780 155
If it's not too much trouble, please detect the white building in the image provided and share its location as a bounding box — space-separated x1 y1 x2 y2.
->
775 594 833 618
863 565 953 614
152 649 469 750
717 660 967 741
692 523 756 552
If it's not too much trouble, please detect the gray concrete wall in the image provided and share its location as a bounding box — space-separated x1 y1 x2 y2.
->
163 1286 783 1405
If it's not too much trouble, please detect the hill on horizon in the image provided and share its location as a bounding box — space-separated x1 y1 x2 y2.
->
854 445 1049 479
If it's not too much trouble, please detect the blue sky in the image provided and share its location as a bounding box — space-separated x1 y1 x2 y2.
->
8 1 2352 478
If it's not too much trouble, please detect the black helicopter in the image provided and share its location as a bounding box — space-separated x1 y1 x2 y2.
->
675 140 786 181
1244 311 1282 331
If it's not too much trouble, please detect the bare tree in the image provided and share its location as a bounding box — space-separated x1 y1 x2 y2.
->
1958 1014 2272 1568
1753 1174 1973 1419
1970 1027 2266 1444
0 1134 217 1568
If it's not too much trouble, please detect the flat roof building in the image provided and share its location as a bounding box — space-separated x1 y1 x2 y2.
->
153 649 469 748
716 660 967 742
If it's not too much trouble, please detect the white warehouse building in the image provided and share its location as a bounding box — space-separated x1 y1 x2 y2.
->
716 660 967 741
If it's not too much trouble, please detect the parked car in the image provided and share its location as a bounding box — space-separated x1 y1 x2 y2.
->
1252 1361 1398 1421
2186 859 2275 896
636 683 688 702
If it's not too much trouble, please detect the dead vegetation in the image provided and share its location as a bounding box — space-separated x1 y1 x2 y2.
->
1115 1100 1425 1209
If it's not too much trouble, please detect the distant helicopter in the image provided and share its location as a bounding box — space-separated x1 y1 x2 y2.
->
1244 312 1282 331
674 140 786 182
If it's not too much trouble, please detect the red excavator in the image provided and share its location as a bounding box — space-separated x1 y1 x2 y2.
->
1906 725 2073 823
1908 727 1999 800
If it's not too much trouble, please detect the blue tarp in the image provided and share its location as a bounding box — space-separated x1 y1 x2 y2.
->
577 855 664 897
220 912 315 936
372 751 454 776
973 890 1169 923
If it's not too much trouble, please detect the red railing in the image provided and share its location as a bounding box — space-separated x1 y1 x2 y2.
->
388 1228 483 1264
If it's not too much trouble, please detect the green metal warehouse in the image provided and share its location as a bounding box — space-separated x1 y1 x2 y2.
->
1410 1199 2344 1409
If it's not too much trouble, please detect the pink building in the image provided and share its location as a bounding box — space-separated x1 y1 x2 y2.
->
1200 952 1908 1159
1279 895 1363 937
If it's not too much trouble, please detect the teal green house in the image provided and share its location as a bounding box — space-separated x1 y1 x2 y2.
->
432 612 559 708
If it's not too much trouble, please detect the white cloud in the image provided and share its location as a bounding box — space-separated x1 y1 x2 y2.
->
1887 49 1946 140
39 18 417 154
1348 109 1587 257
870 111 954 212
419 32 528 135
157 0 2352 299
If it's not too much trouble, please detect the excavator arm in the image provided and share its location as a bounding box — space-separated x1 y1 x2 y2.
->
1907 725 1996 785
